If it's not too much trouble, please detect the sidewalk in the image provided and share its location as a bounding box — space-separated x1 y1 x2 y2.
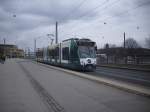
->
35 61 150 97
0 59 48 112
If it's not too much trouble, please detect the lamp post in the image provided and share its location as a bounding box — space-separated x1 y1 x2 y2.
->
34 38 36 58
34 36 42 58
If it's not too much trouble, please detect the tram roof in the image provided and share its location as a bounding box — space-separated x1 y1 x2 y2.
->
62 38 93 42
62 38 79 42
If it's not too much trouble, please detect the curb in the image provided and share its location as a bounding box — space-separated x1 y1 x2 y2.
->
97 65 150 72
33 61 150 98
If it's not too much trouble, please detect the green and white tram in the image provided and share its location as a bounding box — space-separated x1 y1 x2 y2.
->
36 38 97 71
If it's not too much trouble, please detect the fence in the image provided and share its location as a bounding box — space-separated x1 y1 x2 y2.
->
96 55 150 65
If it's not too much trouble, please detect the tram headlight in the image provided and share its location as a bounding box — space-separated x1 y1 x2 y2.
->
81 61 84 65
87 59 91 63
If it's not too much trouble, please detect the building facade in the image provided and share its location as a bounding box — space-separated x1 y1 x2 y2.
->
0 44 24 58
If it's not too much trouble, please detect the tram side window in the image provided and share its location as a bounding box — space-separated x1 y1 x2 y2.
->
62 47 69 60
48 49 52 57
52 49 55 59
55 47 59 59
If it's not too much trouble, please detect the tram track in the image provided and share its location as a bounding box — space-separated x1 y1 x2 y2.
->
85 66 150 87
32 60 150 87
18 62 65 112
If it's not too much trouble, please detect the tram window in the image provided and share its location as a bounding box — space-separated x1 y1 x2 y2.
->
52 49 55 59
56 47 59 59
62 47 69 60
70 46 78 60
48 49 51 56
55 47 59 56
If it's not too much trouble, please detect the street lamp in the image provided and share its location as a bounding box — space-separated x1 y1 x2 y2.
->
47 34 54 37
13 14 16 18
34 36 43 58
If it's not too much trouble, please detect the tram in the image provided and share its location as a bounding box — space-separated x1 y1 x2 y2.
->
36 38 97 71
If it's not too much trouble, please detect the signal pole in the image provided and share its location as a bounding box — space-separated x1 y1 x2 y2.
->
123 32 127 64
3 38 6 56
124 32 125 48
34 39 36 58
3 38 6 45
55 21 58 44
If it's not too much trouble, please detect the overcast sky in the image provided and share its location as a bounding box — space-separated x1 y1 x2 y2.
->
0 0 150 50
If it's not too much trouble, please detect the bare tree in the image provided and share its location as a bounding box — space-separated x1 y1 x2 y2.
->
104 43 117 49
110 44 116 48
145 36 150 48
104 43 109 49
124 38 140 48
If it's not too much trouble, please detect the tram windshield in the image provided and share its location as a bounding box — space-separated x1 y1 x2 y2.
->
78 46 96 58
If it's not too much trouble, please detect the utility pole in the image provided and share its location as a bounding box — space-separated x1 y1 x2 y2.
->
55 21 58 44
0 37 1 44
34 39 36 58
123 32 127 64
3 38 6 56
28 48 30 58
124 32 125 48
3 38 6 45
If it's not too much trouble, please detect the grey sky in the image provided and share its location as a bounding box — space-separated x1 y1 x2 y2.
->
0 0 150 50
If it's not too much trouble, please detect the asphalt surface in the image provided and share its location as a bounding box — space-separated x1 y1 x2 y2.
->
85 66 150 87
0 59 150 112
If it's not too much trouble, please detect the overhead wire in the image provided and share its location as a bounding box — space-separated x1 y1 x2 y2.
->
72 0 150 33
59 0 89 39
76 0 109 20
60 0 88 23
64 0 121 34
60 0 116 36
75 0 150 45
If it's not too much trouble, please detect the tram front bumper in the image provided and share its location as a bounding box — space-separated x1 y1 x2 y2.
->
82 64 96 72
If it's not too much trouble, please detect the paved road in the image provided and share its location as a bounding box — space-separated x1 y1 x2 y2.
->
0 59 150 112
86 66 150 87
